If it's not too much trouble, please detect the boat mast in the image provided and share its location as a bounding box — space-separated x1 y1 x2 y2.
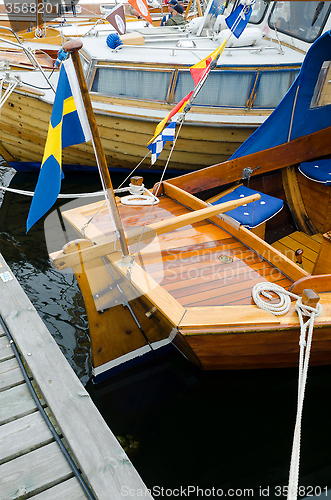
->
36 0 43 29
63 39 130 258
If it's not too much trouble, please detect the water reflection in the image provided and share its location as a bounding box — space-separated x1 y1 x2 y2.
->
0 166 98 384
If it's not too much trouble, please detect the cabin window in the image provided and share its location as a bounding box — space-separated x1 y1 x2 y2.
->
248 0 268 24
268 1 331 43
252 70 300 108
174 70 255 107
311 61 331 108
57 2 82 14
91 67 172 101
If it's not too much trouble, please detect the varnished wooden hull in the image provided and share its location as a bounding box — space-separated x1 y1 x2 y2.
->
0 87 258 172
182 326 331 370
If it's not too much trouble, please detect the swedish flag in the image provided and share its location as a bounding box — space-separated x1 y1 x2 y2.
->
26 58 91 232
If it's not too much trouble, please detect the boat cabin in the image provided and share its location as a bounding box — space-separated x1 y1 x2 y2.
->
79 1 331 113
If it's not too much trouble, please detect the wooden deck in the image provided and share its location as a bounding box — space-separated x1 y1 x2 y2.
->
70 195 293 308
0 254 153 500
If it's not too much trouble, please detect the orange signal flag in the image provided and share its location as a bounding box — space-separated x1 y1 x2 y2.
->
190 40 227 86
128 0 153 24
148 91 194 144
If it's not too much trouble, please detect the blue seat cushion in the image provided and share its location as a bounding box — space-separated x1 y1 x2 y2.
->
299 159 331 184
212 185 283 228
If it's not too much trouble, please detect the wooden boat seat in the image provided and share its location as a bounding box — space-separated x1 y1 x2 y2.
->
272 231 323 274
299 159 331 184
211 185 283 228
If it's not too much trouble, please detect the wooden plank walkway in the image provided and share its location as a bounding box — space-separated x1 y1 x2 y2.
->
0 254 153 500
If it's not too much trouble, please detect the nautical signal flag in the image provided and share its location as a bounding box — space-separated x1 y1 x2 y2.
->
148 43 226 144
147 121 176 165
189 40 227 87
106 4 126 35
225 0 254 38
149 91 193 144
128 0 153 24
26 58 91 232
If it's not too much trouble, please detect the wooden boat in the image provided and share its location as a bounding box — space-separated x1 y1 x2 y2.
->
1 1 331 173
0 0 163 32
0 25 61 69
49 31 331 382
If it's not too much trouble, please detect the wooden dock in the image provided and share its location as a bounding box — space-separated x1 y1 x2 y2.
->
0 253 153 500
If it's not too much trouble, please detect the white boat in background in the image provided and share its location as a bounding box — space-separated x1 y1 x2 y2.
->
0 1 331 173
0 0 162 32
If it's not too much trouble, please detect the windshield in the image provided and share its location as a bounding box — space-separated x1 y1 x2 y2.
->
224 0 268 23
269 1 331 43
249 0 268 24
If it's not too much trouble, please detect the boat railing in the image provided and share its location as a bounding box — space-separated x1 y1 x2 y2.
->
104 40 285 56
0 25 56 92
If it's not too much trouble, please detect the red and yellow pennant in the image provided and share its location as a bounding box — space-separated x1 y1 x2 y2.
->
148 91 194 144
190 40 227 87
148 42 227 146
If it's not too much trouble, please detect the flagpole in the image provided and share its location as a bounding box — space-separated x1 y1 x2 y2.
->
63 39 129 259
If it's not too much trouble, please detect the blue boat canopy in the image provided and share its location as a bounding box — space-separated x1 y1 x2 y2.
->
230 31 331 169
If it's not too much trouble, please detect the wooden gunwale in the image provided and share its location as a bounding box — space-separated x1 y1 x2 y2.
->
94 60 301 72
178 292 331 331
167 125 331 193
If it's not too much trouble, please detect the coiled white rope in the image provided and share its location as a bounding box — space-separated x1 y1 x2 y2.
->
252 282 322 500
119 183 159 206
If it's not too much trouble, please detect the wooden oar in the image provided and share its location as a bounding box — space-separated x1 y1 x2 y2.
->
50 193 260 271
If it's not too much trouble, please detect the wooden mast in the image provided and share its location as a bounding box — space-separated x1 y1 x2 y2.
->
62 39 129 258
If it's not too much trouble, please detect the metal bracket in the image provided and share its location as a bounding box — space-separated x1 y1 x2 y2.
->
242 165 261 182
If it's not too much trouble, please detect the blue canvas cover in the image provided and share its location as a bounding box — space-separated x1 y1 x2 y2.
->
230 31 331 160
212 185 283 228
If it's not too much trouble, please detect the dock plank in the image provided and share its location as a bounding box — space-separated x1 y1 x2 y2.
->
0 412 53 465
32 477 87 499
0 335 14 362
0 357 24 391
0 441 73 499
0 254 153 499
0 384 37 425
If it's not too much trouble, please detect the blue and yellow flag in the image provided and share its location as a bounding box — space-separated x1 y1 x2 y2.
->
26 58 91 232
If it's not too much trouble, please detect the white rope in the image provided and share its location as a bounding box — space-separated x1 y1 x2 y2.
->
119 183 159 206
252 282 322 500
0 185 104 198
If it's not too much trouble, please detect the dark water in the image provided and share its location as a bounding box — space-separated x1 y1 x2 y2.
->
1 164 331 500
